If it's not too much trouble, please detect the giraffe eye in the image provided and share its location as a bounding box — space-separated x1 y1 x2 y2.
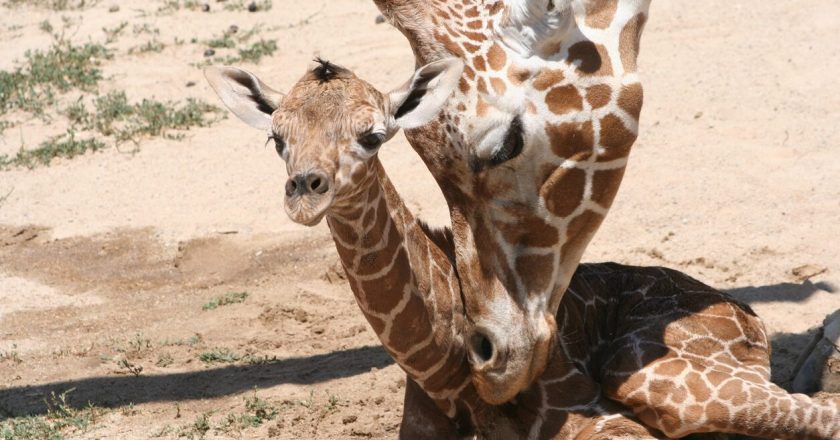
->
358 132 385 150
489 116 524 166
271 134 286 156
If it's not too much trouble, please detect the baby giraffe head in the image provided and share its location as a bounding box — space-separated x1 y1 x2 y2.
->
205 58 463 225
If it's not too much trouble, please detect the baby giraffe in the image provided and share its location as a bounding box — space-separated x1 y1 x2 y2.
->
205 59 664 439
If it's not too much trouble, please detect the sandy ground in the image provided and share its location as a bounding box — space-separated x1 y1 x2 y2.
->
0 0 839 438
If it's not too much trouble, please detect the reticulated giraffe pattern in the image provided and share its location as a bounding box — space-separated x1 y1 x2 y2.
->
374 0 840 438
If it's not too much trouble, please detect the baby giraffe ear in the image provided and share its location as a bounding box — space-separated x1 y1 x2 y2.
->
204 66 284 131
388 58 464 130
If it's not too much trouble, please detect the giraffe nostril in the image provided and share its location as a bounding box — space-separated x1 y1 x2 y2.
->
310 178 321 191
470 331 495 366
285 178 298 197
309 174 330 194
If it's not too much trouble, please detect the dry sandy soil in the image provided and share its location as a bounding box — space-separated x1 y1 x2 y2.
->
1 0 839 438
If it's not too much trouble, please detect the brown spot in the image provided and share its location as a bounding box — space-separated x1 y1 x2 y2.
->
598 114 636 161
545 121 594 158
516 254 553 295
653 359 688 376
467 20 483 29
542 168 586 218
707 402 731 427
567 41 612 76
498 216 559 248
507 65 530 84
560 210 602 262
618 83 644 119
459 78 470 93
685 372 712 402
546 85 583 115
591 167 625 209
465 6 479 17
476 95 490 117
490 77 506 95
487 43 506 70
526 100 537 114
435 31 465 58
463 42 480 53
718 380 744 401
473 56 486 72
477 77 488 94
389 293 433 353
585 0 618 29
619 13 647 72
360 249 412 314
533 69 564 91
464 65 475 80
456 103 467 112
586 84 612 109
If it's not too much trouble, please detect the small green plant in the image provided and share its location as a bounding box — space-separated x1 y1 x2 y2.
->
192 413 210 438
156 353 174 367
128 40 166 54
0 416 62 440
0 38 110 115
202 291 249 310
199 348 241 364
236 40 277 63
223 0 271 11
102 21 128 44
0 131 105 169
38 20 53 34
116 358 143 376
0 346 22 364
217 390 278 434
2 0 98 10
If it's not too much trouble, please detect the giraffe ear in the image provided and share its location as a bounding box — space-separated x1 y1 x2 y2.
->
388 58 464 130
204 66 284 131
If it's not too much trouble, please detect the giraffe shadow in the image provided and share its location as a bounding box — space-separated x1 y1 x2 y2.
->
727 280 836 305
0 345 394 418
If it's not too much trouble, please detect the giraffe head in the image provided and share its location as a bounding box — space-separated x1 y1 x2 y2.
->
204 58 463 225
377 0 649 403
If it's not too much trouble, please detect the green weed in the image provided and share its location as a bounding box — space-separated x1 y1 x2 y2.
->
199 348 241 364
0 38 110 115
202 291 248 310
0 131 105 169
2 0 98 10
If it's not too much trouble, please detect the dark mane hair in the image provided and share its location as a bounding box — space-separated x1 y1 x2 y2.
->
312 58 347 83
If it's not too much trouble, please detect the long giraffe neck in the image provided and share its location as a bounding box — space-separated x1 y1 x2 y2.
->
325 159 477 417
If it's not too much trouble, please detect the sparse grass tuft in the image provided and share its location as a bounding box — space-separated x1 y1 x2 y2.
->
223 0 272 11
217 389 278 434
0 131 105 169
236 40 277 63
128 39 166 54
2 0 98 10
102 21 128 44
199 348 241 364
0 39 110 115
202 291 248 310
0 389 105 439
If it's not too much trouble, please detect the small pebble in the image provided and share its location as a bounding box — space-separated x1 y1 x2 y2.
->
247 1 258 12
342 415 357 425
108 5 119 12
204 48 216 57
375 14 386 24
229 24 239 34
186 81 196 87
201 3 210 12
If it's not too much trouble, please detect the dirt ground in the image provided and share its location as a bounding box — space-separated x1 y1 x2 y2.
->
1 1 839 438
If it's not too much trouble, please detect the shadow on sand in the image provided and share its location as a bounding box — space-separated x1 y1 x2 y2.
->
0 345 394 418
727 280 836 305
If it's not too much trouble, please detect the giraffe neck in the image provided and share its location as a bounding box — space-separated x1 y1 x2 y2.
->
325 159 476 417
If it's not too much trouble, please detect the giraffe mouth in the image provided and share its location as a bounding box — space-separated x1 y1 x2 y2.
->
284 193 334 227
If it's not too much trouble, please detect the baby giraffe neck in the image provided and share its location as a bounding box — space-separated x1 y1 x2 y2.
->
325 158 474 416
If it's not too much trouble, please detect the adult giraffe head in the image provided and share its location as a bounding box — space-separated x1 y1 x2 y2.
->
375 0 650 404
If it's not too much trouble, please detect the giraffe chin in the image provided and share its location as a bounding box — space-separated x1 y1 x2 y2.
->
284 198 332 227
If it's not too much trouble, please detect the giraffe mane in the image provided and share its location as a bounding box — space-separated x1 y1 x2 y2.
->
312 58 350 83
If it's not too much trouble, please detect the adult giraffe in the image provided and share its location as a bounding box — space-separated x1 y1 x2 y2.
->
372 0 840 438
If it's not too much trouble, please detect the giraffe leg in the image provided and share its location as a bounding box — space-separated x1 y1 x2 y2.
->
599 282 840 440
399 376 462 439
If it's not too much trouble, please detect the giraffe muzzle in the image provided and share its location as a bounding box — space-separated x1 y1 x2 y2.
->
284 170 334 226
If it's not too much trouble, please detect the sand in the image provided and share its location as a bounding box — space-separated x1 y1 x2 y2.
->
0 0 838 438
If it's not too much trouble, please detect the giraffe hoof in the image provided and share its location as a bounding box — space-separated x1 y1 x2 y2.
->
791 309 840 394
